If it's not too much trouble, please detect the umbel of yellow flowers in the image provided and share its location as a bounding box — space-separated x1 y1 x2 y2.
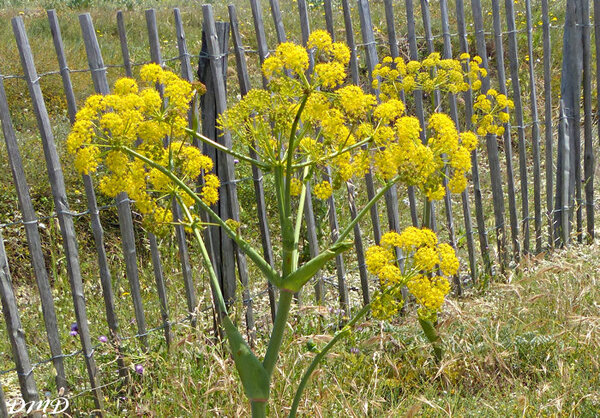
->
66 28 512 416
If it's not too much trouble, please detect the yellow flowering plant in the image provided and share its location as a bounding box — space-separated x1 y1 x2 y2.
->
67 29 506 417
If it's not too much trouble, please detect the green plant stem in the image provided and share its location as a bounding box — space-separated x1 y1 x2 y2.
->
263 290 294 377
291 136 372 169
335 175 401 245
251 401 267 417
121 146 281 288
292 166 311 270
185 127 269 170
288 303 372 417
283 94 309 217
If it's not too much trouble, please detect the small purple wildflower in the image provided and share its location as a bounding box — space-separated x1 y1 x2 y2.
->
134 364 144 375
70 323 78 336
69 330 78 337
99 335 108 343
350 347 360 355
234 159 240 164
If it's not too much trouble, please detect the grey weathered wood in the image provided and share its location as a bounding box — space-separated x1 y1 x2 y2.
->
202 6 256 339
297 0 310 47
324 0 335 41
0 74 67 392
383 0 399 59
117 11 133 77
0 230 40 406
172 7 201 328
440 0 472 290
503 0 530 255
524 0 542 252
555 0 584 246
347 182 370 305
270 0 287 43
79 12 148 349
145 9 162 67
341 0 360 88
228 4 278 320
0 380 7 418
48 8 125 377
457 0 492 278
249 0 270 88
541 0 554 248
583 0 594 241
471 0 508 271
574 0 586 243
148 233 171 346
12 16 103 410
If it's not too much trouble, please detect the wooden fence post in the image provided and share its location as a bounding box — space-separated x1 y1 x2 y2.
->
0 380 7 418
0 230 40 408
227 5 279 320
555 0 584 246
583 0 594 242
0 70 67 393
201 5 256 341
48 8 127 377
79 13 149 350
542 0 554 248
471 0 508 273
12 16 104 410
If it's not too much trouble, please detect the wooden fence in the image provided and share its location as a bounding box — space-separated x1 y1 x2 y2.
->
0 0 597 414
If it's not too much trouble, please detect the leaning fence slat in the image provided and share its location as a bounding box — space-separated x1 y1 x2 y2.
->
583 0 594 242
0 73 67 392
269 0 287 43
456 0 492 278
0 380 7 418
249 0 270 88
440 0 473 290
145 8 190 335
347 182 370 305
490 0 520 264
541 0 554 248
471 0 508 272
79 13 149 349
12 16 103 409
324 0 335 41
117 11 133 77
383 0 399 59
0 230 40 406
228 4 278 320
341 0 360 89
523 0 543 252
503 0 530 255
202 6 256 339
48 8 125 376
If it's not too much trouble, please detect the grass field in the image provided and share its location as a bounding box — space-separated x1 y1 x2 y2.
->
0 0 599 416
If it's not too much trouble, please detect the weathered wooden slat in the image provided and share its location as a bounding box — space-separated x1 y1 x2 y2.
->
347 182 370 305
0 379 7 418
0 72 67 392
117 11 133 77
341 0 359 88
202 6 256 339
440 0 472 291
555 0 583 246
541 0 554 248
523 0 543 252
269 0 287 43
145 8 189 336
249 0 270 88
324 0 335 41
228 4 278 320
383 0 399 59
583 0 594 241
503 0 530 255
456 0 492 278
48 8 125 377
0 230 40 406
79 12 148 349
471 0 508 272
12 16 103 409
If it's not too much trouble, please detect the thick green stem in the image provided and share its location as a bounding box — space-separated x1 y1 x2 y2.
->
288 303 372 417
283 94 309 217
251 401 267 417
263 290 294 377
418 318 443 362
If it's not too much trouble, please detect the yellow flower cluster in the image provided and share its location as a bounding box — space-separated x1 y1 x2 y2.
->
371 52 487 101
313 180 333 200
472 88 515 136
365 227 458 321
263 42 309 78
308 30 351 89
66 64 211 236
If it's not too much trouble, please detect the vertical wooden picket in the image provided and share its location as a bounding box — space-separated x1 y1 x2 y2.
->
503 0 530 255
0 230 40 407
582 0 594 242
523 0 543 253
0 69 67 392
471 0 508 272
12 16 104 409
541 0 554 248
48 9 127 377
79 13 149 349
